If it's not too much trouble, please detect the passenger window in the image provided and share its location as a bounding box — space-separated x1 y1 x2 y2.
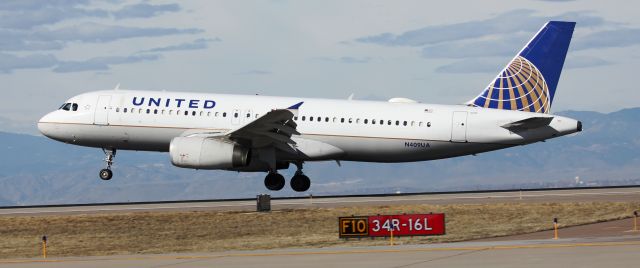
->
411 121 415 126
207 112 211 116
310 116 314 122
246 113 250 118
372 119 376 125
154 109 158 114
234 112 238 118
403 121 407 126
192 111 196 116
115 107 120 113
396 120 400 126
124 108 128 113
387 120 392 125
364 119 368 124
348 118 353 123
333 117 337 123
72 103 78 111
317 117 321 122
341 118 345 123
294 116 298 121
184 111 188 116
255 114 259 118
215 112 219 117
325 117 329 122
223 112 227 117
356 118 360 124
427 122 432 127
146 109 151 114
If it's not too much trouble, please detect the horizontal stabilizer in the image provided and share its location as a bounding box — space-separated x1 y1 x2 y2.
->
502 117 554 131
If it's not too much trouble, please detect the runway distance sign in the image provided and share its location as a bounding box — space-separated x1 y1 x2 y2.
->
338 216 369 238
338 213 445 238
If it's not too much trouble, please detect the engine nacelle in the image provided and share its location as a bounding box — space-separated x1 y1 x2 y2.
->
169 137 250 169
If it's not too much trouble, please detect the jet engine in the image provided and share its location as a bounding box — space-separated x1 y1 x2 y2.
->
169 137 250 169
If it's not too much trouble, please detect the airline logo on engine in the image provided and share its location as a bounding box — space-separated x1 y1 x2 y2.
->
132 97 216 109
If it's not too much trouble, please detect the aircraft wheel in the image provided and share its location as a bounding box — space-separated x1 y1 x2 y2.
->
290 174 311 192
99 169 113 181
264 172 285 191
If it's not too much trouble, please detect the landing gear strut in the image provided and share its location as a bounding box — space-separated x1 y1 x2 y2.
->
99 148 116 181
264 171 285 191
290 162 311 192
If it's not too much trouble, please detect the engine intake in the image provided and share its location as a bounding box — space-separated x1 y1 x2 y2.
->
170 137 250 169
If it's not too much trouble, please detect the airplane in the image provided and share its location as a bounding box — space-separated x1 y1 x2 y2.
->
38 21 582 192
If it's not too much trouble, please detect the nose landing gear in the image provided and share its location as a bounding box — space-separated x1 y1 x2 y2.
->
99 148 116 181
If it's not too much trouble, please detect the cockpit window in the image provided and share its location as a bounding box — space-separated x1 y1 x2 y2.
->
59 103 78 111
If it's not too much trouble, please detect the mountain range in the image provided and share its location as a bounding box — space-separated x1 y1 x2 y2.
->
1 108 639 206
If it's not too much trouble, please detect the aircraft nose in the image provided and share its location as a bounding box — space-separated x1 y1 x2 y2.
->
37 113 55 137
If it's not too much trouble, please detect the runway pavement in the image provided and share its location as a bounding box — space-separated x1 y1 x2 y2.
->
1 186 639 216
1 187 638 267
1 235 639 267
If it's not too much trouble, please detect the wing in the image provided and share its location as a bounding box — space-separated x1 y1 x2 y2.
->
179 101 303 169
225 104 301 154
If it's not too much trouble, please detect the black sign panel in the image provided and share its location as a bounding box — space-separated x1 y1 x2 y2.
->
338 216 369 238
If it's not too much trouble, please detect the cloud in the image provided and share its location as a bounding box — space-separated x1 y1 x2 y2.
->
0 23 203 52
0 53 58 73
0 52 161 74
435 58 503 74
234 70 272 76
435 55 611 74
53 54 161 73
0 0 106 30
0 2 202 52
564 56 611 69
141 38 222 53
112 3 181 19
572 28 640 50
0 1 183 30
39 23 203 43
356 10 605 47
421 34 529 59
339 56 372 64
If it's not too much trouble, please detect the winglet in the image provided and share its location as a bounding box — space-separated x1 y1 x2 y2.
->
287 101 304 110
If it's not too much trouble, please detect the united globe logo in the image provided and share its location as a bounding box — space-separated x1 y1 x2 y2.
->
473 56 551 113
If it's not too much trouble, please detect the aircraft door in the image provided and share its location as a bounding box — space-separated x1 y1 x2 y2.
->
94 95 111 125
451 111 468 142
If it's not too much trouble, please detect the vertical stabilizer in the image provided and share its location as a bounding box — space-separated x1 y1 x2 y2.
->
468 21 575 113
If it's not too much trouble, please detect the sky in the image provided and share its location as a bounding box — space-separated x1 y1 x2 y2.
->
1 0 639 134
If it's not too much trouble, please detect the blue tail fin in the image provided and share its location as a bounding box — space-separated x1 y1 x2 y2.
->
468 21 575 113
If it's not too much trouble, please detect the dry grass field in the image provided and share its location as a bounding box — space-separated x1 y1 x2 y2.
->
1 201 638 258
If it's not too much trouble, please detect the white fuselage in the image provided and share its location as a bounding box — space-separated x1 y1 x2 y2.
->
38 90 581 165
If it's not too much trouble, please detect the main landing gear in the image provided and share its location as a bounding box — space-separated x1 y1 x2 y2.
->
263 162 311 192
99 148 116 181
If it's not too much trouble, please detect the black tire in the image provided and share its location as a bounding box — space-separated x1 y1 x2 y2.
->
264 172 285 191
99 169 113 180
290 174 311 192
